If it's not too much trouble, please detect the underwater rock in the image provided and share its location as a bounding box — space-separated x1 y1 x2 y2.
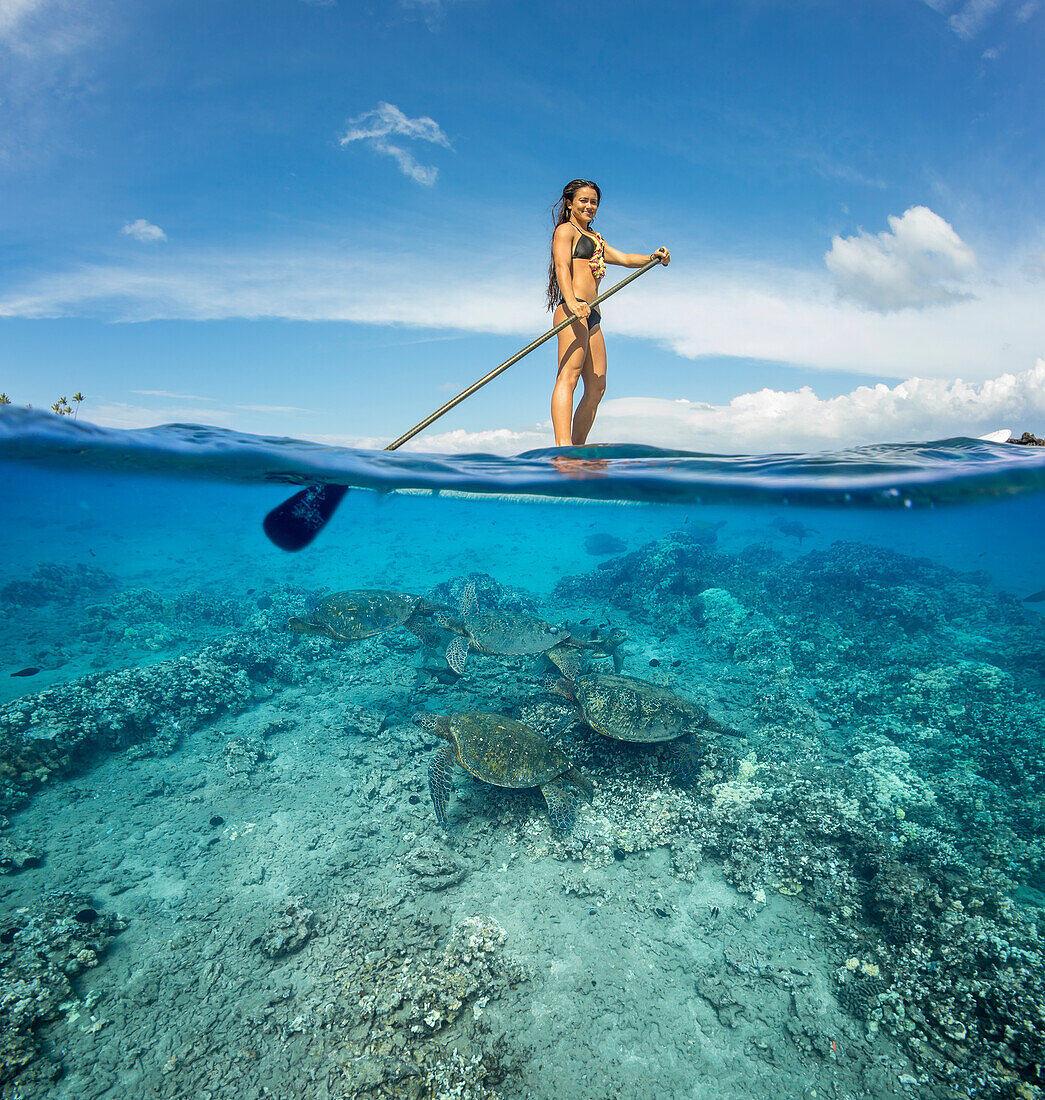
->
223 735 270 777
695 973 745 1028
583 532 627 556
852 742 939 818
837 969 887 1020
256 896 316 959
554 532 740 622
370 915 526 1038
341 705 388 739
695 587 793 672
0 642 262 812
402 843 470 891
0 562 114 608
0 836 44 874
427 572 539 616
0 892 126 1090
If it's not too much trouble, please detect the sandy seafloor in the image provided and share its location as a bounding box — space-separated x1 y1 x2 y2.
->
2 460 1045 1100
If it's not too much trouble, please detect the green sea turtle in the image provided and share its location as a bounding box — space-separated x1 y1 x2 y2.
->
772 517 818 543
416 711 593 834
436 581 569 674
288 590 443 643
550 672 738 781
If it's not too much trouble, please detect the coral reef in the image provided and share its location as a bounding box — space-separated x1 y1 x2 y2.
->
0 892 126 1092
5 532 1045 1098
0 563 114 608
0 639 275 812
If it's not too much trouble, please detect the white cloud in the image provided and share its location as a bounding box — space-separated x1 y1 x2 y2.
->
234 403 314 414
340 102 450 186
121 218 167 243
78 361 1045 454
0 236 1041 384
949 0 1004 37
593 362 1045 452
0 0 94 56
132 389 213 401
921 0 1037 36
825 206 977 312
365 360 1045 455
399 0 475 29
79 400 238 430
0 0 44 40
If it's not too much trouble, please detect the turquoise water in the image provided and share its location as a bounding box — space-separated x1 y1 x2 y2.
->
2 409 1044 1100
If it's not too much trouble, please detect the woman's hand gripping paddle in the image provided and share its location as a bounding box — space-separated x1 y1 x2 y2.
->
262 257 664 551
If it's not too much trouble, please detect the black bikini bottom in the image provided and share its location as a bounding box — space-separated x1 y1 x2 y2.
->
557 302 601 330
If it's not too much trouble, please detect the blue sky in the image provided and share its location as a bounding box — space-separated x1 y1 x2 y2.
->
1 0 1043 452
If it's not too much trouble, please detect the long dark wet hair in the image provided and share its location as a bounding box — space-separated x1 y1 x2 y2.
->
546 178 602 310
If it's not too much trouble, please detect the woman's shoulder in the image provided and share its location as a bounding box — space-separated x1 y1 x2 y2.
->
553 221 578 238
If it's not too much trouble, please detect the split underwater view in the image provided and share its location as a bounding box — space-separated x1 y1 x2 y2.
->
4 408 1045 1100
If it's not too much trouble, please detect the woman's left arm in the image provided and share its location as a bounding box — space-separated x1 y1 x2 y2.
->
603 244 671 268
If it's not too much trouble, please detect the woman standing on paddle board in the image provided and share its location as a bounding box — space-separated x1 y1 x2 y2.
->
548 179 670 447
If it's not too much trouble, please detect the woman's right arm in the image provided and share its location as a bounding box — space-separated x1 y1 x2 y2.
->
552 224 590 320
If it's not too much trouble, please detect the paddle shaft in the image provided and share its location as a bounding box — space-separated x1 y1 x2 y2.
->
262 255 663 550
384 256 663 451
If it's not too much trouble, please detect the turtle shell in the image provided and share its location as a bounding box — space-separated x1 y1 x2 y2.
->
449 713 572 789
290 590 418 641
573 673 710 743
466 608 568 656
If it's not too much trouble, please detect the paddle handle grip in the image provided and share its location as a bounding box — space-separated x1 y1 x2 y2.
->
385 256 663 452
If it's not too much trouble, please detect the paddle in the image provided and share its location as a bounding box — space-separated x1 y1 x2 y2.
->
263 256 664 550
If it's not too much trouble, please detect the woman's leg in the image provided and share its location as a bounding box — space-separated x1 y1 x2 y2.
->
571 325 607 445
551 307 589 446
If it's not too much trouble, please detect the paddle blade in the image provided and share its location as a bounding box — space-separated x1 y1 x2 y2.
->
262 484 349 551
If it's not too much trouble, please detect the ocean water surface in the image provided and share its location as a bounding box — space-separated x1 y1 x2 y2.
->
2 408 1044 1100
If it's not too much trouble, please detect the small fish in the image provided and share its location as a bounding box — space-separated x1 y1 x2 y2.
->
1024 590 1045 603
11 667 41 678
88 549 97 558
584 533 627 556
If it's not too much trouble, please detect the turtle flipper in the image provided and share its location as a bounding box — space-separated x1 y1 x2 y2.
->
546 643 582 680
460 581 479 621
445 635 470 675
428 744 457 827
540 779 578 835
563 766 594 804
435 611 466 634
406 615 450 665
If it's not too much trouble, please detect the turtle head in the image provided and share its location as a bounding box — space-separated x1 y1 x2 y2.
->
287 615 318 635
413 712 451 738
545 677 577 702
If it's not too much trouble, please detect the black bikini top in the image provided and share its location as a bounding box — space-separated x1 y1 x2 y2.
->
573 232 597 260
